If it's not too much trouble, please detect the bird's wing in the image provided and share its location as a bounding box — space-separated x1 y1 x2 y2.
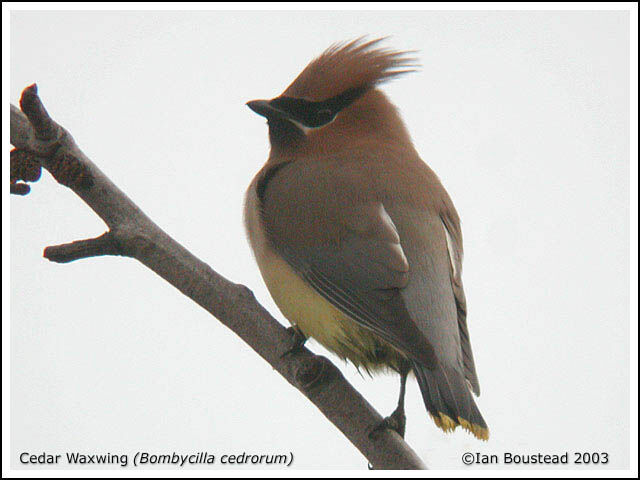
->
259 159 437 367
440 201 480 395
381 197 485 428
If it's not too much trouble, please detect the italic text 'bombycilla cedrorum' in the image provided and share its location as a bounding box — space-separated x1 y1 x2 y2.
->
244 38 488 440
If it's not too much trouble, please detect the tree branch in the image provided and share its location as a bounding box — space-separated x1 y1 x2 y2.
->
44 232 124 263
10 85 427 470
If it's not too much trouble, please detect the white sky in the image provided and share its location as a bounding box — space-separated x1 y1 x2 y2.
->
9 8 633 472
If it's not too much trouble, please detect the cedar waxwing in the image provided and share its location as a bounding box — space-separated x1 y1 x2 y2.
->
244 38 488 440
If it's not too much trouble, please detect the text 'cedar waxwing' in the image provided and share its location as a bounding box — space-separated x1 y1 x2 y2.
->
244 38 488 440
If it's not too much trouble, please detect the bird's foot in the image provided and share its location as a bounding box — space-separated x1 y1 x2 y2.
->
369 406 406 440
280 326 307 359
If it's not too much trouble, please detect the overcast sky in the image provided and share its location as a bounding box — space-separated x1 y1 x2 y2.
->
9 9 632 471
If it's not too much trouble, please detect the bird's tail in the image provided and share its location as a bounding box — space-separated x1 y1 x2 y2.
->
412 361 489 440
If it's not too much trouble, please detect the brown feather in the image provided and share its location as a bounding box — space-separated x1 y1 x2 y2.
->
281 37 418 101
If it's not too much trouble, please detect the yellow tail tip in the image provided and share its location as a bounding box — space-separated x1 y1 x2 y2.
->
458 416 490 441
429 412 489 440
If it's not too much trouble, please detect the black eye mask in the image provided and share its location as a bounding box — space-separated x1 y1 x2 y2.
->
269 85 368 128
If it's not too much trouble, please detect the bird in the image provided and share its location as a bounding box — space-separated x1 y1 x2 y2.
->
244 38 488 440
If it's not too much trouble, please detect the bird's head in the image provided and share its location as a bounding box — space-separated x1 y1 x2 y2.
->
247 38 418 158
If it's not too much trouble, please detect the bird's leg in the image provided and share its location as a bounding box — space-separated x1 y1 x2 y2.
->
280 325 308 359
370 362 410 439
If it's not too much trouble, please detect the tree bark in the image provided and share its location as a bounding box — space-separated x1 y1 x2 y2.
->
10 85 427 470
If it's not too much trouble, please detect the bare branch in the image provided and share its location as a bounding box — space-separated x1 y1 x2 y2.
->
20 84 59 141
10 85 427 470
44 232 123 263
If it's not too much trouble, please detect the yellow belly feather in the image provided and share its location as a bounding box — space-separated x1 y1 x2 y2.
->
260 252 403 373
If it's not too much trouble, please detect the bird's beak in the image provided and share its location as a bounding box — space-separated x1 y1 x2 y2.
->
246 99 289 121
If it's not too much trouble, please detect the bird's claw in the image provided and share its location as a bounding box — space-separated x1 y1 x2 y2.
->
280 326 307 359
369 407 406 440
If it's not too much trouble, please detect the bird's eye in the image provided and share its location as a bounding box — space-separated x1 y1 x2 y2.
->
314 108 334 126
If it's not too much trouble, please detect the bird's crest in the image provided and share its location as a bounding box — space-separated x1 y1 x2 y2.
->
282 38 418 101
